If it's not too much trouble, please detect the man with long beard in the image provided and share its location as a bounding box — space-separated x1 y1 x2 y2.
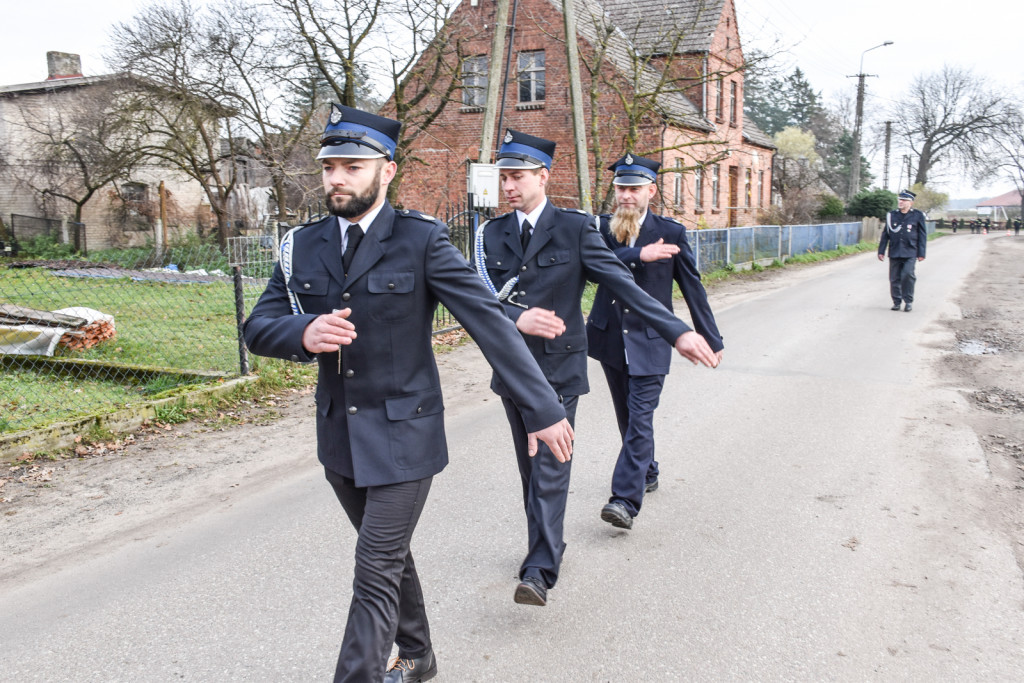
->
244 105 574 683
586 154 724 530
475 133 719 607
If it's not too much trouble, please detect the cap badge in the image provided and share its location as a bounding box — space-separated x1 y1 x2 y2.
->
625 154 633 165
504 131 513 144
330 108 342 124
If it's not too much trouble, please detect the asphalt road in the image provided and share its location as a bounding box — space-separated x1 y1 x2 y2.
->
2 235 1023 681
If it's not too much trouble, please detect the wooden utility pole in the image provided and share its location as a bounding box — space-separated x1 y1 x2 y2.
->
562 0 592 212
883 121 892 190
479 0 511 163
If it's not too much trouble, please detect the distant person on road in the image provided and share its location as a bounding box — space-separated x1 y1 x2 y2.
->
878 189 927 312
243 104 573 683
951 218 959 233
1014 218 1021 236
586 154 724 530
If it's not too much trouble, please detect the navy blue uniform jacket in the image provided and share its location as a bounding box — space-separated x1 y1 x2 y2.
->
477 201 690 398
878 209 927 259
243 203 566 487
586 212 723 376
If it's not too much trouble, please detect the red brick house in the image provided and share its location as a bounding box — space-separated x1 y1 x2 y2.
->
394 0 775 228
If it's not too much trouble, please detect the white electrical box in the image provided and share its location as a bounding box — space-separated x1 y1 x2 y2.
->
470 163 499 208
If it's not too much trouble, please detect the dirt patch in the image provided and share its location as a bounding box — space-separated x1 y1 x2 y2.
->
937 235 1024 569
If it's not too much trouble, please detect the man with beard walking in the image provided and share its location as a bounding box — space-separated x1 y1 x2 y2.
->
475 132 719 607
244 105 574 682
586 154 724 529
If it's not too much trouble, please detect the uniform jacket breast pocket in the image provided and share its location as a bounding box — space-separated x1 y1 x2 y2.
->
538 249 571 269
368 271 415 321
289 272 331 311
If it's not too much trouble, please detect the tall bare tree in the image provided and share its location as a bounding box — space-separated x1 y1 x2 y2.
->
988 104 1024 219
896 66 1011 187
110 0 243 248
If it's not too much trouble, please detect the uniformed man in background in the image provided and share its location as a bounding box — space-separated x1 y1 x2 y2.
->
474 130 719 607
244 105 573 683
878 189 927 312
586 154 723 530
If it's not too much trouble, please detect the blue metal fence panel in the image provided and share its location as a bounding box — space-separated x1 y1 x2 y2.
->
753 225 781 261
730 227 754 265
694 229 729 274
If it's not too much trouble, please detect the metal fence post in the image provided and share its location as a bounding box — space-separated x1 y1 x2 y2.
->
233 264 250 376
726 227 732 266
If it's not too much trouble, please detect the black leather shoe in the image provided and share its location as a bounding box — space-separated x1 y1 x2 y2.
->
384 650 437 682
514 577 547 606
601 502 633 529
891 303 901 311
645 478 659 493
904 303 912 312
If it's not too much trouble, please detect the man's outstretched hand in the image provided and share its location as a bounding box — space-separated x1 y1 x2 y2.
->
528 418 575 462
674 330 720 368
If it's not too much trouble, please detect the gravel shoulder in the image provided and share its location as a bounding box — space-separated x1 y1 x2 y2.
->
3 240 1021 585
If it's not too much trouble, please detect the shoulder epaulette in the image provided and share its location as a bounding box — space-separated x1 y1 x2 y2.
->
561 207 587 215
398 208 437 223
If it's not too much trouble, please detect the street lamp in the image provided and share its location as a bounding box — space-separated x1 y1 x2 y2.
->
849 41 893 199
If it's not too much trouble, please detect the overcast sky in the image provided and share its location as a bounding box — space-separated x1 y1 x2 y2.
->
1 0 1018 198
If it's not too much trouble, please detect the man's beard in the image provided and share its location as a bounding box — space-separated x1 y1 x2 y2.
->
326 168 382 219
610 206 642 245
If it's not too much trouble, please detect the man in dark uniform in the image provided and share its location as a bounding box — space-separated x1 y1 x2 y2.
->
586 154 724 529
474 130 719 607
951 217 958 233
878 189 927 312
244 106 574 683
1014 218 1021 236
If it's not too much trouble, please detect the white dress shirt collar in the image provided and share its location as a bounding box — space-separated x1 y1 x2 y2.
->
516 198 548 231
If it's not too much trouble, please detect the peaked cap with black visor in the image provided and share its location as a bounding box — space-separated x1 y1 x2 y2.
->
608 153 660 186
495 129 556 170
317 104 402 160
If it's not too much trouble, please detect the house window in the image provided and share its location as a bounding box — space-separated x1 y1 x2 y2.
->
122 182 148 202
715 77 723 120
730 81 738 125
694 167 703 208
712 164 720 208
461 55 488 108
518 51 545 103
745 168 752 207
673 159 683 207
758 171 765 207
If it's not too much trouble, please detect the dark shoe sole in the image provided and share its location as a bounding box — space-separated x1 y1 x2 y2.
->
891 305 901 311
904 306 912 312
645 480 659 493
514 582 547 606
385 662 437 683
601 504 633 529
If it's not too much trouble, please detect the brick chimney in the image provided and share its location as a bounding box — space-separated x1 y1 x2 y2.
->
46 52 83 80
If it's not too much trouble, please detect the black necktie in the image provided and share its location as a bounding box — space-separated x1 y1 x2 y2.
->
343 223 362 273
520 219 533 251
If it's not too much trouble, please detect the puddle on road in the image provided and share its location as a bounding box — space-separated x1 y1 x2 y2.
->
958 339 1000 355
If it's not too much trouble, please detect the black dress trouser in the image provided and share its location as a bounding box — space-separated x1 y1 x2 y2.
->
325 468 433 683
888 257 917 304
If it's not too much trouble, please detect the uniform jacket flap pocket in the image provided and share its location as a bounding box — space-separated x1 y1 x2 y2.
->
368 271 414 294
385 388 444 421
289 273 330 296
645 326 663 339
544 333 587 354
538 249 571 267
587 314 608 330
315 391 332 416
